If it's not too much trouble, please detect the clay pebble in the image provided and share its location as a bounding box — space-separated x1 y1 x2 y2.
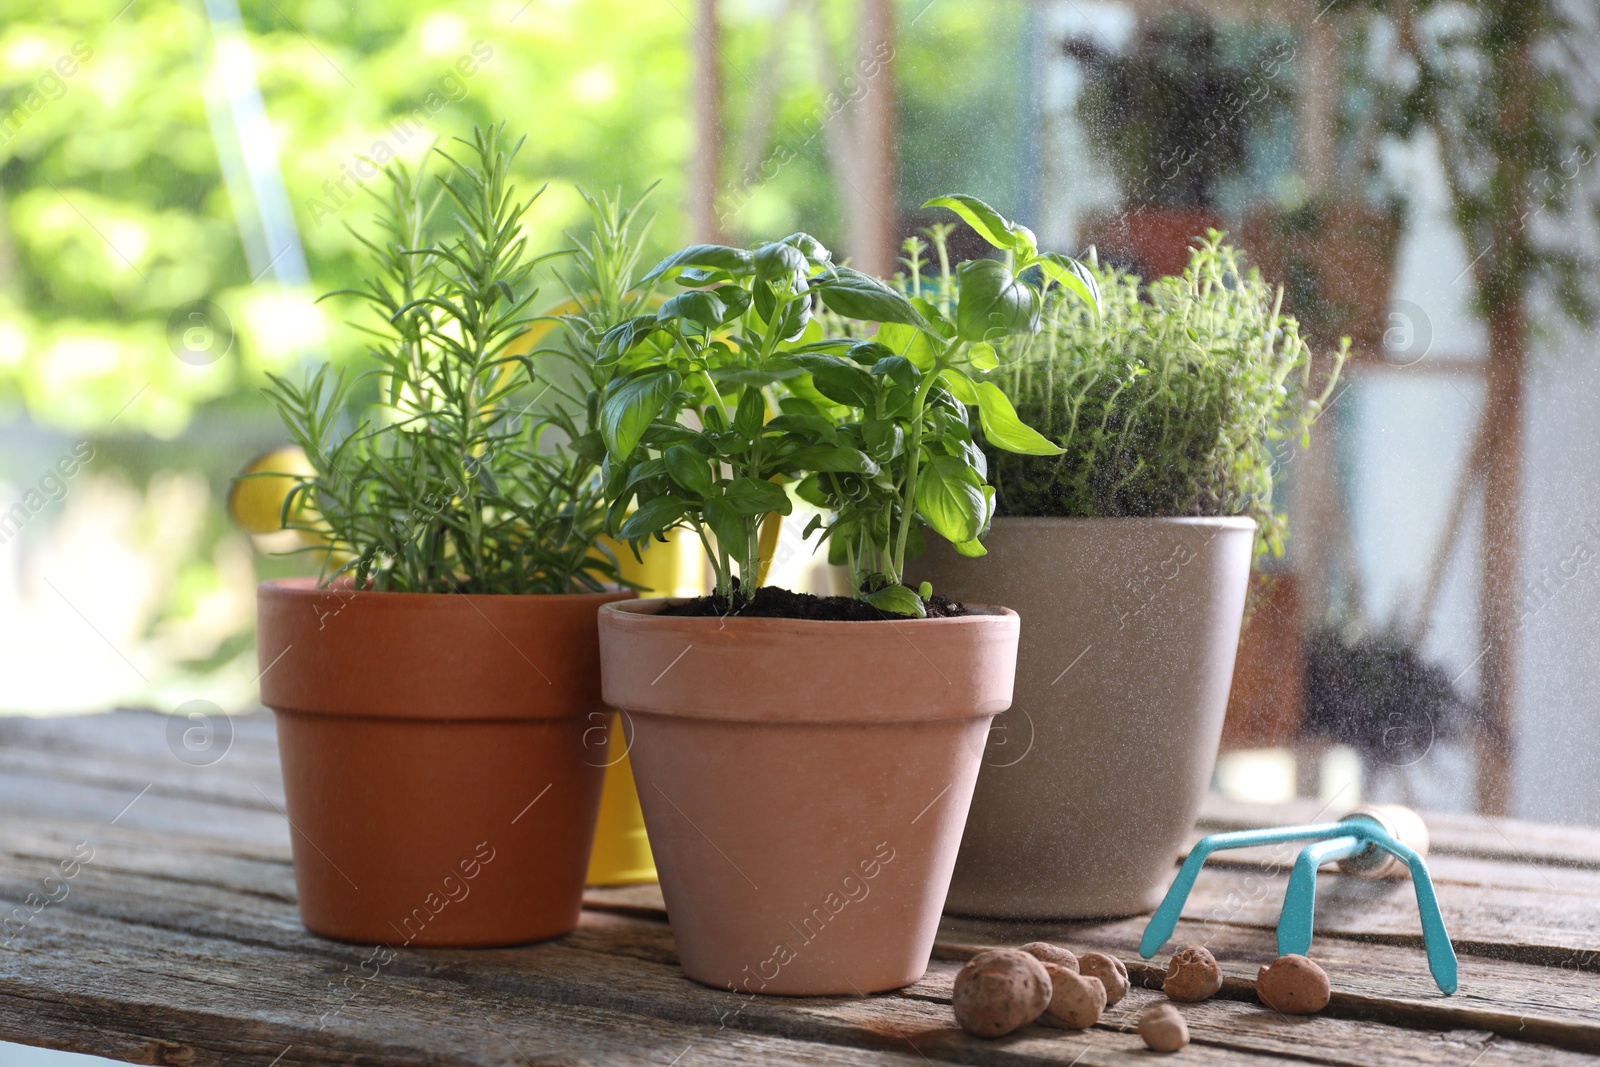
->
1256 953 1332 1014
1164 943 1223 1002
1021 941 1078 971
952 949 1052 1038
1077 951 1130 1006
1040 964 1105 1030
1140 1002 1190 1052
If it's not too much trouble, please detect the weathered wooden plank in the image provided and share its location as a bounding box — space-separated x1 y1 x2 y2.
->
9 712 1600 872
3 869 1591 1067
593 844 1600 974
5 712 1600 1066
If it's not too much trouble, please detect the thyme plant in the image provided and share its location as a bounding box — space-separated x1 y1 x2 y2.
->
596 195 1097 616
986 233 1345 556
263 124 635 593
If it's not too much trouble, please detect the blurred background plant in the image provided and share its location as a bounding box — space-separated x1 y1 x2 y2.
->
0 0 1025 712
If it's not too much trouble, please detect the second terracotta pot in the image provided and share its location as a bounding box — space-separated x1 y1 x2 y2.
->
599 598 1019 995
909 516 1254 920
257 579 629 946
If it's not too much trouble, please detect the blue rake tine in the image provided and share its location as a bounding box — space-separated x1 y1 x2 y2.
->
1139 822 1350 959
1276 820 1459 995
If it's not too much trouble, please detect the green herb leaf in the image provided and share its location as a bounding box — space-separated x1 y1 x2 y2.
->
702 496 749 561
600 316 663 361
600 371 680 458
642 244 755 283
940 367 980 405
781 232 832 266
1038 253 1102 313
792 353 876 409
723 476 791 516
915 454 986 544
617 494 688 540
973 380 1064 455
921 194 1019 250
659 290 731 330
811 266 926 327
957 259 1040 341
953 537 988 558
968 342 999 371
755 241 808 282
786 444 879 474
733 387 766 438
875 320 939 371
865 584 926 617
664 444 713 498
766 413 838 444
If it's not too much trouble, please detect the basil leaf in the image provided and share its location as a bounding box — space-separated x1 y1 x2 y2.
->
755 241 808 282
617 494 688 541
811 266 925 327
865 584 926 618
915 454 986 545
939 367 979 405
642 244 755 283
781 232 832 266
1038 253 1102 314
600 316 662 361
786 444 879 475
723 476 792 516
953 537 988 558
956 258 1040 342
875 320 939 371
733 387 766 438
664 444 713 498
974 380 1064 455
870 355 921 393
702 497 749 561
862 418 903 461
659 290 729 330
766 413 838 444
792 353 876 409
921 194 1020 251
600 371 680 458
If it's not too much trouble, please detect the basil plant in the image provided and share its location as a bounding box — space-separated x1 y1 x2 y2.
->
589 194 1099 617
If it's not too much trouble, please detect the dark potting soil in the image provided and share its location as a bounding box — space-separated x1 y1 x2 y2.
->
656 585 972 621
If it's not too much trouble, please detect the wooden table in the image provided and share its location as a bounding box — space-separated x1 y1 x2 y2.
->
1 710 1596 1065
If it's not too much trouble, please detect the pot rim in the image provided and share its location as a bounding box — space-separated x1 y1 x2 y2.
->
599 596 1018 631
258 576 634 605
985 515 1257 532
598 598 1020 723
256 578 630 722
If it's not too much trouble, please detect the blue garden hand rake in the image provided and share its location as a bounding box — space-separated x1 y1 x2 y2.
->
1138 805 1458 994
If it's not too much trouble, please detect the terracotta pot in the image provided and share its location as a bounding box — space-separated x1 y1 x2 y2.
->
908 517 1253 920
256 579 630 946
598 599 1019 995
1239 201 1401 351
1081 205 1225 279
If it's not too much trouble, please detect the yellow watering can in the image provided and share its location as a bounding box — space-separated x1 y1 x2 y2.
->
587 514 781 887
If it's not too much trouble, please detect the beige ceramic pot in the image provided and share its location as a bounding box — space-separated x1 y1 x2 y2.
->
908 516 1254 920
598 598 1019 995
257 580 629 946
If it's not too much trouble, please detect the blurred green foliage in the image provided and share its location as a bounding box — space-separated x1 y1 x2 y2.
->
0 0 1026 442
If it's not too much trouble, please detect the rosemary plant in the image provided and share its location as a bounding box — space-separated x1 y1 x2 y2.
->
986 234 1345 556
262 124 636 594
